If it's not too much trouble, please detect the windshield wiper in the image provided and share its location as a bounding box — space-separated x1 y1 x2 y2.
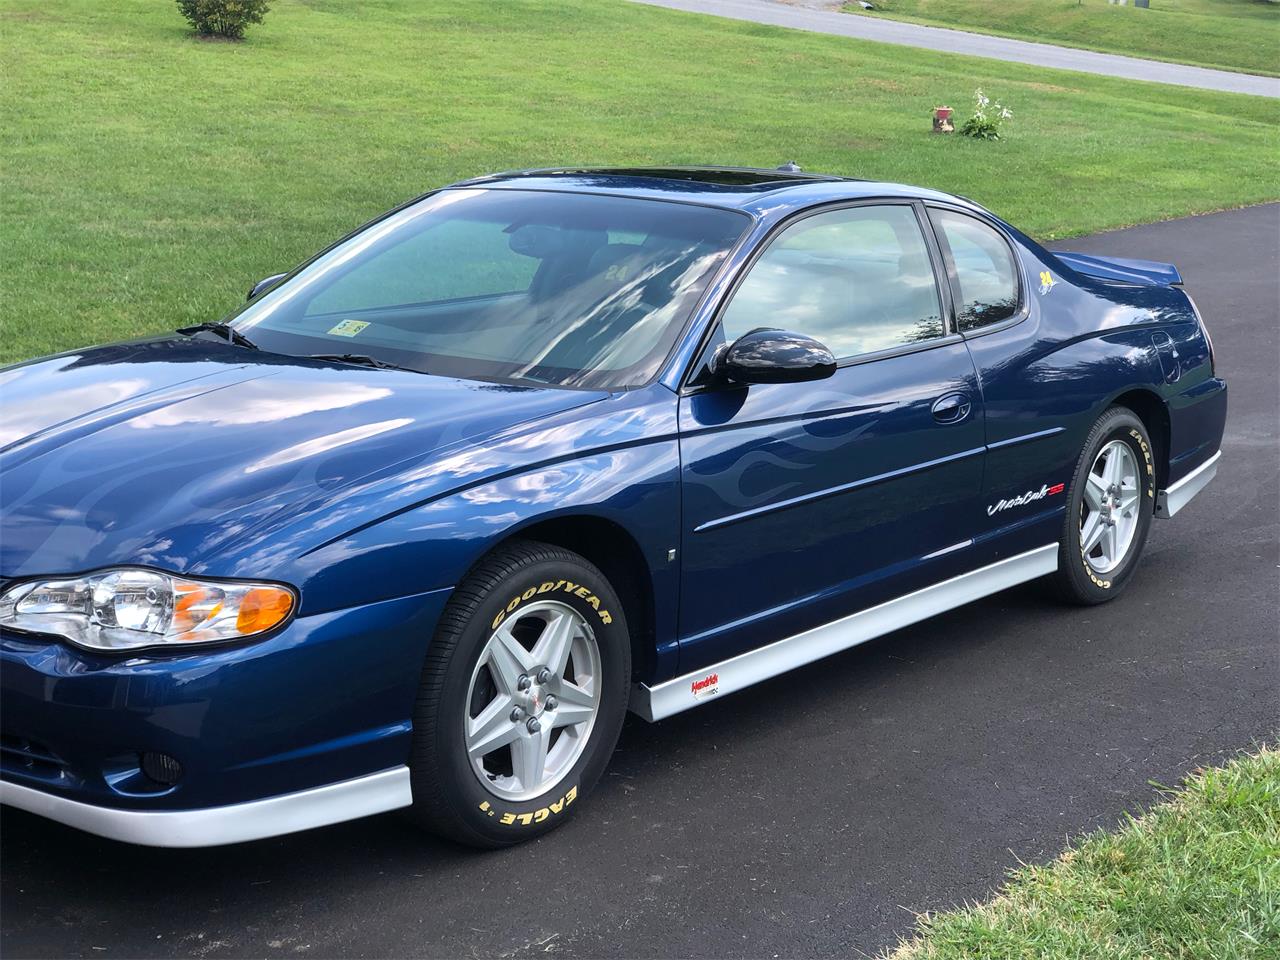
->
176 322 259 350
307 353 420 373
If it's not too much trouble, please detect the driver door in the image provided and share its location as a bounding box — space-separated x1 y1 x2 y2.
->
676 202 986 672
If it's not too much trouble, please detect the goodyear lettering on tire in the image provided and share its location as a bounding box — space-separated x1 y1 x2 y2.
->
478 785 578 826
491 581 613 630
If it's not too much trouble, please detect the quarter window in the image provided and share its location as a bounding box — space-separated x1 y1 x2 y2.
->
720 205 945 360
930 209 1021 332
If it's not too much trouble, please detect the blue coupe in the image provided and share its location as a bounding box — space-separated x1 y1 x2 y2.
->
0 167 1225 847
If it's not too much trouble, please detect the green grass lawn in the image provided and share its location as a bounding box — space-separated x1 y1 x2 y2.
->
1 0 1278 364
847 0 1280 77
888 747 1280 959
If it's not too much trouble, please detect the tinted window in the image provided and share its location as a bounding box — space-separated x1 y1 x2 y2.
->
229 189 748 390
305 219 539 316
720 205 944 360
931 209 1020 332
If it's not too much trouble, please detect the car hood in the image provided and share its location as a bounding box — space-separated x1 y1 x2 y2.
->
0 337 607 578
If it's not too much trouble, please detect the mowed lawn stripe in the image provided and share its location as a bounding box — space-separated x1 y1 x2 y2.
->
2 0 1277 363
847 0 1280 79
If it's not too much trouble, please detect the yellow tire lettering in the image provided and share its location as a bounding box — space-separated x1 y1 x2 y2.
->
492 579 613 628
487 785 580 827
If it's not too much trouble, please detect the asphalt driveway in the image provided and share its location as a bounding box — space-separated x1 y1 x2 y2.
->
2 204 1277 959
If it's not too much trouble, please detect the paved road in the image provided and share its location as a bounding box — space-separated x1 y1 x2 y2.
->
632 0 1280 98
3 205 1278 959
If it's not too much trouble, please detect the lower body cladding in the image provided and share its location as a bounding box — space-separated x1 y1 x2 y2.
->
633 543 1060 721
1 767 412 848
1155 450 1220 519
0 455 1220 847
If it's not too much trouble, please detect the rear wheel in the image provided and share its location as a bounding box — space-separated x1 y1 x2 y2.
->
407 540 630 847
1054 406 1156 604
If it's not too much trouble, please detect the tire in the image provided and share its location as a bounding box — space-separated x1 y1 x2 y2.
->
406 540 630 847
1053 406 1156 605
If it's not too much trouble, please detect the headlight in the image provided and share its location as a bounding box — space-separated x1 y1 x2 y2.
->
0 569 296 651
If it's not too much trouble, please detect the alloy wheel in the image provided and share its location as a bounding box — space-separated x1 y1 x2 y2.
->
1079 439 1142 575
464 600 601 801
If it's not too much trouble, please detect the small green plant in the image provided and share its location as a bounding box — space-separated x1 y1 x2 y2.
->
959 88 1013 141
176 0 270 40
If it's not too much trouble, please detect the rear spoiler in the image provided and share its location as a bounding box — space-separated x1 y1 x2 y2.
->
1053 251 1183 287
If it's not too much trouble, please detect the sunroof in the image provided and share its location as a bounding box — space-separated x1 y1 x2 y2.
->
583 166 841 185
496 166 848 190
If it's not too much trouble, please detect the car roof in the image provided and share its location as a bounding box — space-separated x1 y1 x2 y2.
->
445 166 972 218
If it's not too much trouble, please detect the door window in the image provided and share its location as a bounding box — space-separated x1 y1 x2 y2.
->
720 205 945 360
930 209 1021 332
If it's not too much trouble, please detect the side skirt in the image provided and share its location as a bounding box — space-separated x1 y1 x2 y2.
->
631 544 1059 722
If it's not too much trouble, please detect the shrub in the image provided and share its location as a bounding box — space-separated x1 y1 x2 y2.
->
959 88 1013 141
176 0 270 40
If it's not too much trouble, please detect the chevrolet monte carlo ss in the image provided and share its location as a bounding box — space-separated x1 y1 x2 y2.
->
0 167 1225 848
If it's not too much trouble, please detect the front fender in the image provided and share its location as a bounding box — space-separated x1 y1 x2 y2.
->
292 438 681 611
225 385 685 679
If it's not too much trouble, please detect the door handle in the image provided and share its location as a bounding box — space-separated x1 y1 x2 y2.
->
931 392 972 424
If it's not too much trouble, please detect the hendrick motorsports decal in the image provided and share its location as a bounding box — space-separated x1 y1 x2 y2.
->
691 672 720 700
988 482 1065 517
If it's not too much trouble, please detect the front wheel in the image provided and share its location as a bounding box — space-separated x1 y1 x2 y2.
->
406 540 630 847
1053 406 1156 604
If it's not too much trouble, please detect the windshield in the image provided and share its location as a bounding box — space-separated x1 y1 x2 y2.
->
228 189 749 389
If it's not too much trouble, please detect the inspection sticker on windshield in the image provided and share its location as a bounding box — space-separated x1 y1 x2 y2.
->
327 319 369 337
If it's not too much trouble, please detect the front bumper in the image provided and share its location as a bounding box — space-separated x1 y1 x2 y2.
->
1 587 449 845
1 766 412 847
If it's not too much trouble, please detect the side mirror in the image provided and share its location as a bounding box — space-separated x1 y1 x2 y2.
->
247 273 288 301
712 328 837 385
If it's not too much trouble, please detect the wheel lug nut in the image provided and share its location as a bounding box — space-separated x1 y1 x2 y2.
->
526 717 542 734
510 706 525 722
536 668 553 685
517 675 531 691
545 696 558 711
